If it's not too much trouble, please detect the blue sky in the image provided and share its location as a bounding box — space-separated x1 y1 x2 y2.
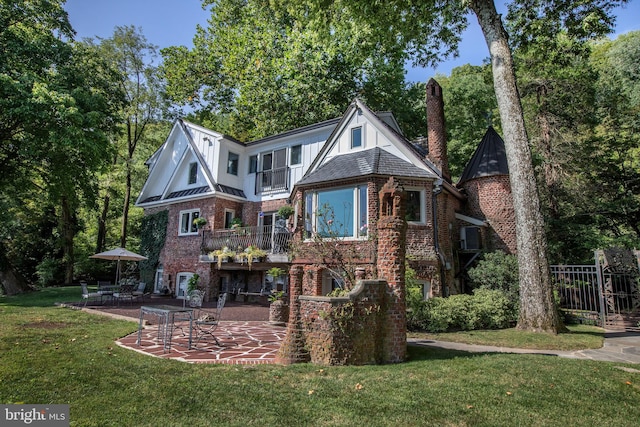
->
65 0 639 83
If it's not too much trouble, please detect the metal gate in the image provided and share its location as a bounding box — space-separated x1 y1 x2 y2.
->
551 249 640 328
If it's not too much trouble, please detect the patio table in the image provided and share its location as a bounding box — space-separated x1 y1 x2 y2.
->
97 284 119 304
137 305 194 352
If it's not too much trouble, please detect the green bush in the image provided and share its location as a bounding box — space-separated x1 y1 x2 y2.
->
467 251 519 306
407 289 517 332
35 258 64 287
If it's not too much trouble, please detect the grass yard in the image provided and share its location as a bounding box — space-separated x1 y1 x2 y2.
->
408 324 604 351
1 287 638 426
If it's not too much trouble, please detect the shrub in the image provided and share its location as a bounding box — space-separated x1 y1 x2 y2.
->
407 289 517 332
36 258 64 287
467 251 519 307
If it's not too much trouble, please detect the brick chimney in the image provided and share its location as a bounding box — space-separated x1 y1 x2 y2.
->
426 78 451 181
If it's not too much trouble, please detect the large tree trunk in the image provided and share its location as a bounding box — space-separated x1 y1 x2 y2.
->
470 0 562 333
61 196 76 285
0 242 31 295
120 162 131 248
96 193 110 253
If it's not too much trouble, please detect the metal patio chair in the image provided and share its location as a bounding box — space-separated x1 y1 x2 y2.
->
132 282 149 302
112 284 135 306
174 289 205 337
194 292 227 347
80 282 102 306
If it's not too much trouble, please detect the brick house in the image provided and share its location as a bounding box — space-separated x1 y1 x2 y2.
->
135 79 515 300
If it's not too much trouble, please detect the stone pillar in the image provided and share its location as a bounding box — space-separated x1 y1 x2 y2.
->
377 177 407 363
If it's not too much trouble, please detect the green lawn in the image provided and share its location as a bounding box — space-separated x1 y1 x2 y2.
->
1 287 638 426
408 324 604 351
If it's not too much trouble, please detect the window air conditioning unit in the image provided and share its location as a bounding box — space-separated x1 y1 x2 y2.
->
460 226 481 250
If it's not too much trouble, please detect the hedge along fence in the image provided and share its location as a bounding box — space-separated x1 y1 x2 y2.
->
407 289 518 333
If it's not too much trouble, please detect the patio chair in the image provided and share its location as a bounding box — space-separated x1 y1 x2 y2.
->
97 281 115 304
174 289 205 337
132 282 148 302
112 284 135 306
194 293 227 347
80 282 102 306
183 288 204 308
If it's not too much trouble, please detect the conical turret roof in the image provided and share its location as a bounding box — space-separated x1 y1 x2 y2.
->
458 126 509 185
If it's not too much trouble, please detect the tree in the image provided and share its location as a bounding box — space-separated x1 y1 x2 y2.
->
161 0 424 141
89 26 164 250
0 0 124 291
584 31 640 245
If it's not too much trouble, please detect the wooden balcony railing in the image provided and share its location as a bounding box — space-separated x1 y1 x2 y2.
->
201 225 291 254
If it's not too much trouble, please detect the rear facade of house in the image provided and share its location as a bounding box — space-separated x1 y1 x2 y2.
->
135 79 516 301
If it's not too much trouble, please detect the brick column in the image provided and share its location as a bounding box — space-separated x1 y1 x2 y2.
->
275 265 309 364
377 177 407 363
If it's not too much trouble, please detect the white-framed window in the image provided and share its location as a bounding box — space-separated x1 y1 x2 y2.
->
179 209 200 235
405 189 426 224
249 155 258 173
351 127 362 148
176 272 194 299
188 162 197 184
304 185 368 239
290 145 302 165
227 152 239 175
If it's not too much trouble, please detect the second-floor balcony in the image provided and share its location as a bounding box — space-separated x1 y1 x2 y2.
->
201 225 291 257
255 167 289 194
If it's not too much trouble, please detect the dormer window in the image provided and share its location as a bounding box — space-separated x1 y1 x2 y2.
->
351 127 362 148
188 162 197 184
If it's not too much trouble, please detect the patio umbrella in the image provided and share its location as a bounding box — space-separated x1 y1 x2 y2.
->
90 248 147 285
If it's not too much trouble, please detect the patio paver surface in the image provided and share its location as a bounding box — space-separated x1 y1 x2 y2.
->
117 321 286 364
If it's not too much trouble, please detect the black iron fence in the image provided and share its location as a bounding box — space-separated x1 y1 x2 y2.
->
551 249 640 327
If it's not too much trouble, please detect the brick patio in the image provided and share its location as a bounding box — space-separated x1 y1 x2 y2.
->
72 298 286 364
117 320 286 364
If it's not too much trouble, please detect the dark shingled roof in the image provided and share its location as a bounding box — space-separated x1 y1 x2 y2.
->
166 185 211 200
139 184 245 205
139 195 161 204
215 184 246 198
297 147 434 186
458 126 509 184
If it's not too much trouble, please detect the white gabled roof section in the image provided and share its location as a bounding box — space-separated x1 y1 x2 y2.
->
136 119 228 207
303 99 440 179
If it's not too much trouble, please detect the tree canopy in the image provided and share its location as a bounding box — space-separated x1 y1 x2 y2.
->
0 0 125 291
161 0 426 141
